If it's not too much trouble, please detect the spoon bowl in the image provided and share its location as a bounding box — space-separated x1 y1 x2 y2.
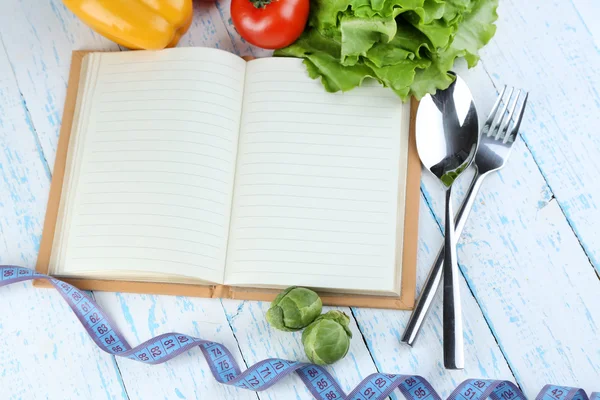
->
416 74 479 186
415 74 479 370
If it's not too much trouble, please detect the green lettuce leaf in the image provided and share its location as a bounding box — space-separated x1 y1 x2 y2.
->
274 0 499 101
277 29 378 92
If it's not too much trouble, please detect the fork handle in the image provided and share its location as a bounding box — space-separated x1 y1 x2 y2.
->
401 171 486 347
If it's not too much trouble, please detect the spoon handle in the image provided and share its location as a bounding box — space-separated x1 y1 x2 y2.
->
443 186 464 370
401 172 485 346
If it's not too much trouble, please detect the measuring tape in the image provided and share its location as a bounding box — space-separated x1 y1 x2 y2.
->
1 265 598 400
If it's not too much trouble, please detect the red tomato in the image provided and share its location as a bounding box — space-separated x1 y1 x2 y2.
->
230 0 309 50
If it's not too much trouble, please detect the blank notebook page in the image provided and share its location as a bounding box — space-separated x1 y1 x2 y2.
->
225 58 410 294
50 49 246 284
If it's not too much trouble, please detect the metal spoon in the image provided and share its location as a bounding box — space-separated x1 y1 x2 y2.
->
415 74 479 370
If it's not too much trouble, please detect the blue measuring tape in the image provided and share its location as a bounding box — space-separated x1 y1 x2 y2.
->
1 265 598 400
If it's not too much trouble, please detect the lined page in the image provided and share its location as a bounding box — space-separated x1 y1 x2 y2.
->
224 58 410 294
50 48 246 284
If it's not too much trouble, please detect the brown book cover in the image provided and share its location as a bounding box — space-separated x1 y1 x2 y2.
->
34 50 420 310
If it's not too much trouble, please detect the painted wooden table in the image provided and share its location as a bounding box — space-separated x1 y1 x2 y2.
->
1 0 599 399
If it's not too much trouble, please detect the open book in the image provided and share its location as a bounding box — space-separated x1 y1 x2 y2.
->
36 49 420 309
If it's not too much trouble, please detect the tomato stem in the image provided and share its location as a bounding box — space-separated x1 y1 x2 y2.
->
250 0 273 8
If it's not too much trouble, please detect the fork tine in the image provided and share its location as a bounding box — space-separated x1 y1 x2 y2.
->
484 86 507 133
501 90 522 144
493 87 515 139
507 92 529 142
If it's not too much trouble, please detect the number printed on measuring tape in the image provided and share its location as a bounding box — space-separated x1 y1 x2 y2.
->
0 266 598 400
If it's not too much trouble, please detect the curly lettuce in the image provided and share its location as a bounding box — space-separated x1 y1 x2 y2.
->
275 0 498 100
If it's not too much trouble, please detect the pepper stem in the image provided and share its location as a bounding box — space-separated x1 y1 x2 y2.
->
250 0 273 8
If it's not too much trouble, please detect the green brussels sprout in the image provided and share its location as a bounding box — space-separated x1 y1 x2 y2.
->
302 310 353 365
266 286 322 332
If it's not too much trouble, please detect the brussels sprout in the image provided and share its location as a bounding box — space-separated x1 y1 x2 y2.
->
266 286 322 332
302 310 353 365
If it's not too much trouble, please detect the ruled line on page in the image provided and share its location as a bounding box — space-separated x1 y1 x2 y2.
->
80 191 226 205
235 215 385 225
243 140 390 150
237 203 388 214
80 200 224 215
99 88 238 101
86 159 230 173
248 88 395 99
230 259 387 269
237 192 388 203
98 98 237 112
71 245 219 259
105 59 244 72
77 212 224 227
245 69 301 74
239 171 387 182
240 161 390 172
247 79 322 85
246 99 397 110
75 223 223 238
90 139 231 153
244 130 392 140
246 79 395 92
227 270 384 279
101 68 242 81
234 226 387 235
81 180 229 195
233 236 387 247
95 129 234 143
101 78 240 92
244 120 390 130
234 248 381 257
242 150 390 161
90 148 231 164
83 170 230 184
95 118 234 131
69 256 219 270
247 109 393 120
97 109 236 123
74 234 220 248
238 182 388 193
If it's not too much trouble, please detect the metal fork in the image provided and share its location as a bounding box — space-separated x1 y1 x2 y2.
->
401 86 529 346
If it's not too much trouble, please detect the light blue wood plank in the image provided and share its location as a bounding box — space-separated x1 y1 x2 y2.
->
2 0 599 399
0 0 120 170
478 0 600 273
570 0 600 46
0 40 127 400
221 299 380 400
93 292 257 400
0 1 331 399
420 58 600 394
352 195 515 398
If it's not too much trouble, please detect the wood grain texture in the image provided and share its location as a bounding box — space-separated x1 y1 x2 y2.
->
0 41 126 400
477 0 600 273
0 1 378 399
0 0 120 170
221 300 380 400
351 196 515 399
94 292 257 400
0 1 244 399
1 0 600 398
213 5 519 399
419 56 600 393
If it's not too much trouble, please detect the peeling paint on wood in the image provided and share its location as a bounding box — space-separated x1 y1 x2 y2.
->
1 0 599 399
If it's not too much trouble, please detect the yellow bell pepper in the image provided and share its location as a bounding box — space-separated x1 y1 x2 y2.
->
63 0 193 50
